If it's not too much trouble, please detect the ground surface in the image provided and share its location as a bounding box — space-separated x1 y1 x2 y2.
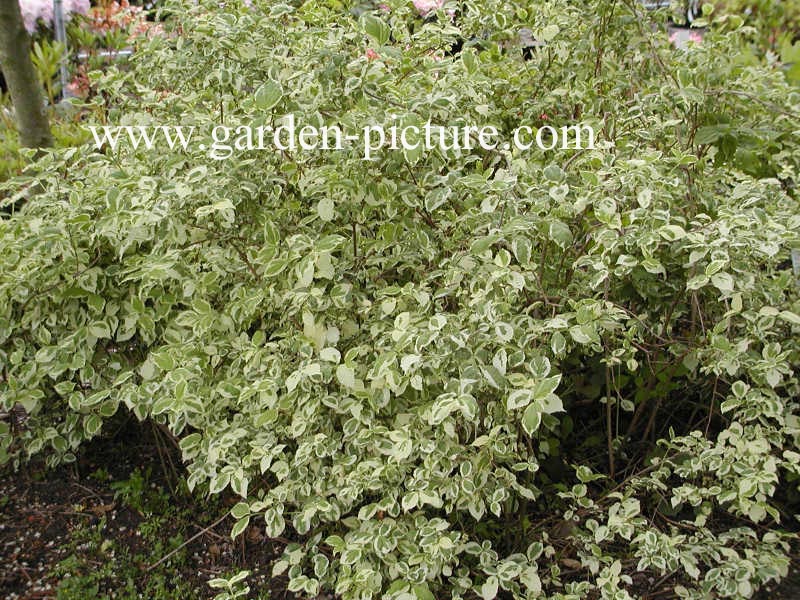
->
0 418 291 600
0 417 797 599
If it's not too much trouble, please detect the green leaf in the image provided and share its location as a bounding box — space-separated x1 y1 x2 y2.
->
254 80 283 111
686 274 709 290
179 433 202 452
462 48 478 74
231 515 250 539
320 347 341 363
264 220 280 246
84 415 102 436
548 220 573 249
336 364 356 388
209 472 231 495
264 507 286 538
231 502 250 520
480 576 499 600
520 566 542 594
705 260 727 276
551 332 566 355
695 125 728 145
539 393 564 414
711 272 734 293
539 24 559 42
507 389 534 411
89 321 111 339
533 374 561 400
153 352 174 371
522 404 542 435
151 396 174 415
569 324 596 344
362 14 390 45
658 225 687 241
263 258 289 278
341 547 362 565
413 583 435 600
778 311 800 325
512 237 531 266
325 535 345 552
317 198 335 222
641 258 665 275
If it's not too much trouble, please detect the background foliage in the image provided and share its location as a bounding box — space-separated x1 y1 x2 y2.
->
2 0 799 598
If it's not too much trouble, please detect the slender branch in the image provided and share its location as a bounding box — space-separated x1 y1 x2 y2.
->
147 512 229 571
707 88 800 120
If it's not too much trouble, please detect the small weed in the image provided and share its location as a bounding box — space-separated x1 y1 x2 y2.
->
48 474 202 600
53 517 201 600
89 467 111 482
110 467 170 515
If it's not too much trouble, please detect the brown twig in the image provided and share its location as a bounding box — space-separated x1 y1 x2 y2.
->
147 513 229 571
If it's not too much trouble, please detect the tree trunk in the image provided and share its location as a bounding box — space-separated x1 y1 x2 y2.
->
0 0 53 149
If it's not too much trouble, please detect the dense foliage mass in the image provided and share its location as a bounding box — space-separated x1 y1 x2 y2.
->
2 0 799 598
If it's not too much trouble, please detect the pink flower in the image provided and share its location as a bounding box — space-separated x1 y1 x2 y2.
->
688 31 703 44
365 48 379 61
412 0 445 17
19 0 51 32
378 3 391 12
669 31 679 44
19 0 89 33
66 0 90 15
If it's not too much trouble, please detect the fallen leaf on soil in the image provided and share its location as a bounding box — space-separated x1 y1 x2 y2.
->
89 503 116 517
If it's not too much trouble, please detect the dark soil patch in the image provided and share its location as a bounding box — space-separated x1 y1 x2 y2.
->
0 417 292 600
